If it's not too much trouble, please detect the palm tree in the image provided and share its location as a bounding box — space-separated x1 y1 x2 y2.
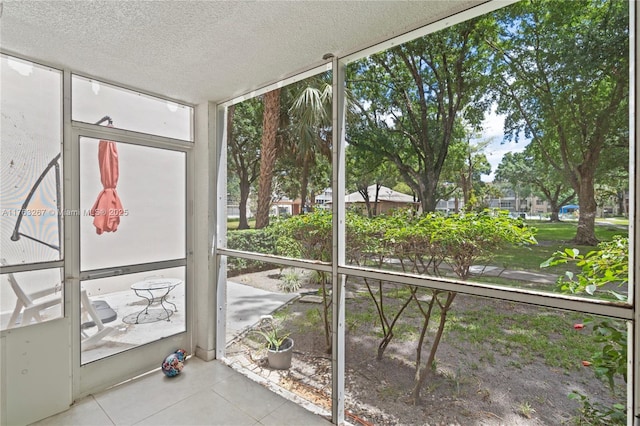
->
255 88 281 229
255 73 342 225
288 76 332 212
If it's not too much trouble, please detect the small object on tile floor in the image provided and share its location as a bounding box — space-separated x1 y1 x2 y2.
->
175 348 187 362
162 351 184 377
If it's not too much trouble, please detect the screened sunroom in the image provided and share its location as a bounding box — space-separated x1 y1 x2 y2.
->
1 1 638 425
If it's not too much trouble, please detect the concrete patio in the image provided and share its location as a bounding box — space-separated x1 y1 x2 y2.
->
80 278 298 363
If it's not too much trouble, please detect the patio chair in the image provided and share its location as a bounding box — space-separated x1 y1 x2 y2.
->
2 259 117 347
2 258 63 329
80 289 117 348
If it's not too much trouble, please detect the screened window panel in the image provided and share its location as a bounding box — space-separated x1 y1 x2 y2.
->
72 75 193 142
1 55 63 266
80 137 186 271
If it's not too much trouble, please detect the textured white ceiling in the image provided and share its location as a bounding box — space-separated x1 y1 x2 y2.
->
1 1 483 105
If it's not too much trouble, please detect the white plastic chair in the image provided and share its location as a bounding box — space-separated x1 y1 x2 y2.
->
2 259 116 347
2 259 62 329
80 290 116 348
5 272 62 328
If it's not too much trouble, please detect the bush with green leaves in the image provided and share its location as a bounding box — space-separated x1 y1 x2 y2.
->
542 236 628 425
380 210 536 403
427 210 537 279
226 228 277 275
542 236 628 301
270 209 537 402
270 210 334 350
271 209 333 261
278 268 302 293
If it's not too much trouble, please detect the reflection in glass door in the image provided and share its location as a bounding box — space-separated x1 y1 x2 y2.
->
79 136 187 364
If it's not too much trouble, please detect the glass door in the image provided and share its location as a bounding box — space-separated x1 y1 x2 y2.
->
76 132 190 393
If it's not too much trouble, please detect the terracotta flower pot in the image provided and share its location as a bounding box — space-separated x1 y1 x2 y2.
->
267 337 294 369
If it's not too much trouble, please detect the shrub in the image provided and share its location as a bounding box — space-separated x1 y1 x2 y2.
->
226 228 277 276
278 268 302 293
271 210 333 261
542 236 628 425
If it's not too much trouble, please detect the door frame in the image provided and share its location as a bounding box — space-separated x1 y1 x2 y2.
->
67 122 194 398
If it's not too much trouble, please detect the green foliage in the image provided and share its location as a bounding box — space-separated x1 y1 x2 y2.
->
345 209 537 279
541 236 628 300
427 210 537 279
490 0 629 245
588 320 627 389
227 98 264 229
274 73 333 210
495 149 575 220
272 209 537 280
278 269 302 293
489 222 627 277
568 391 626 425
271 210 333 261
254 315 290 351
542 236 628 424
226 229 277 275
347 14 498 213
271 209 538 400
269 210 335 351
518 401 536 419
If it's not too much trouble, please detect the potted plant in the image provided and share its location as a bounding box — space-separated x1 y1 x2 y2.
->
255 315 294 369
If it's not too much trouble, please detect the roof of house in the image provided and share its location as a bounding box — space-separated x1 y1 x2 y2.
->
344 185 416 204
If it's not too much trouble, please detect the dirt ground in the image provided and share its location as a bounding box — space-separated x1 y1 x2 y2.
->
226 269 622 426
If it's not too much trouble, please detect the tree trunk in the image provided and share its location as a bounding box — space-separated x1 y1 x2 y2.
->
410 291 457 404
238 178 250 229
547 200 562 222
358 187 373 218
320 273 332 353
255 89 281 229
461 172 470 209
373 184 381 216
418 177 439 213
574 170 599 246
617 190 625 217
300 156 310 214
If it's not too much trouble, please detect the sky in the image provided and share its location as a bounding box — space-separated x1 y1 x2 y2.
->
479 107 529 182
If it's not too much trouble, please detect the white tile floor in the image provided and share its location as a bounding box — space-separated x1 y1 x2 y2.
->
30 357 332 426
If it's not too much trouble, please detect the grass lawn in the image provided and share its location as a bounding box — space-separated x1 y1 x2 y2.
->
490 220 628 274
250 281 626 425
227 218 256 229
530 220 627 241
444 301 598 371
598 217 630 226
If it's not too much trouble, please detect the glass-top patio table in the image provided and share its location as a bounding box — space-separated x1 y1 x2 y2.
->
126 278 182 324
